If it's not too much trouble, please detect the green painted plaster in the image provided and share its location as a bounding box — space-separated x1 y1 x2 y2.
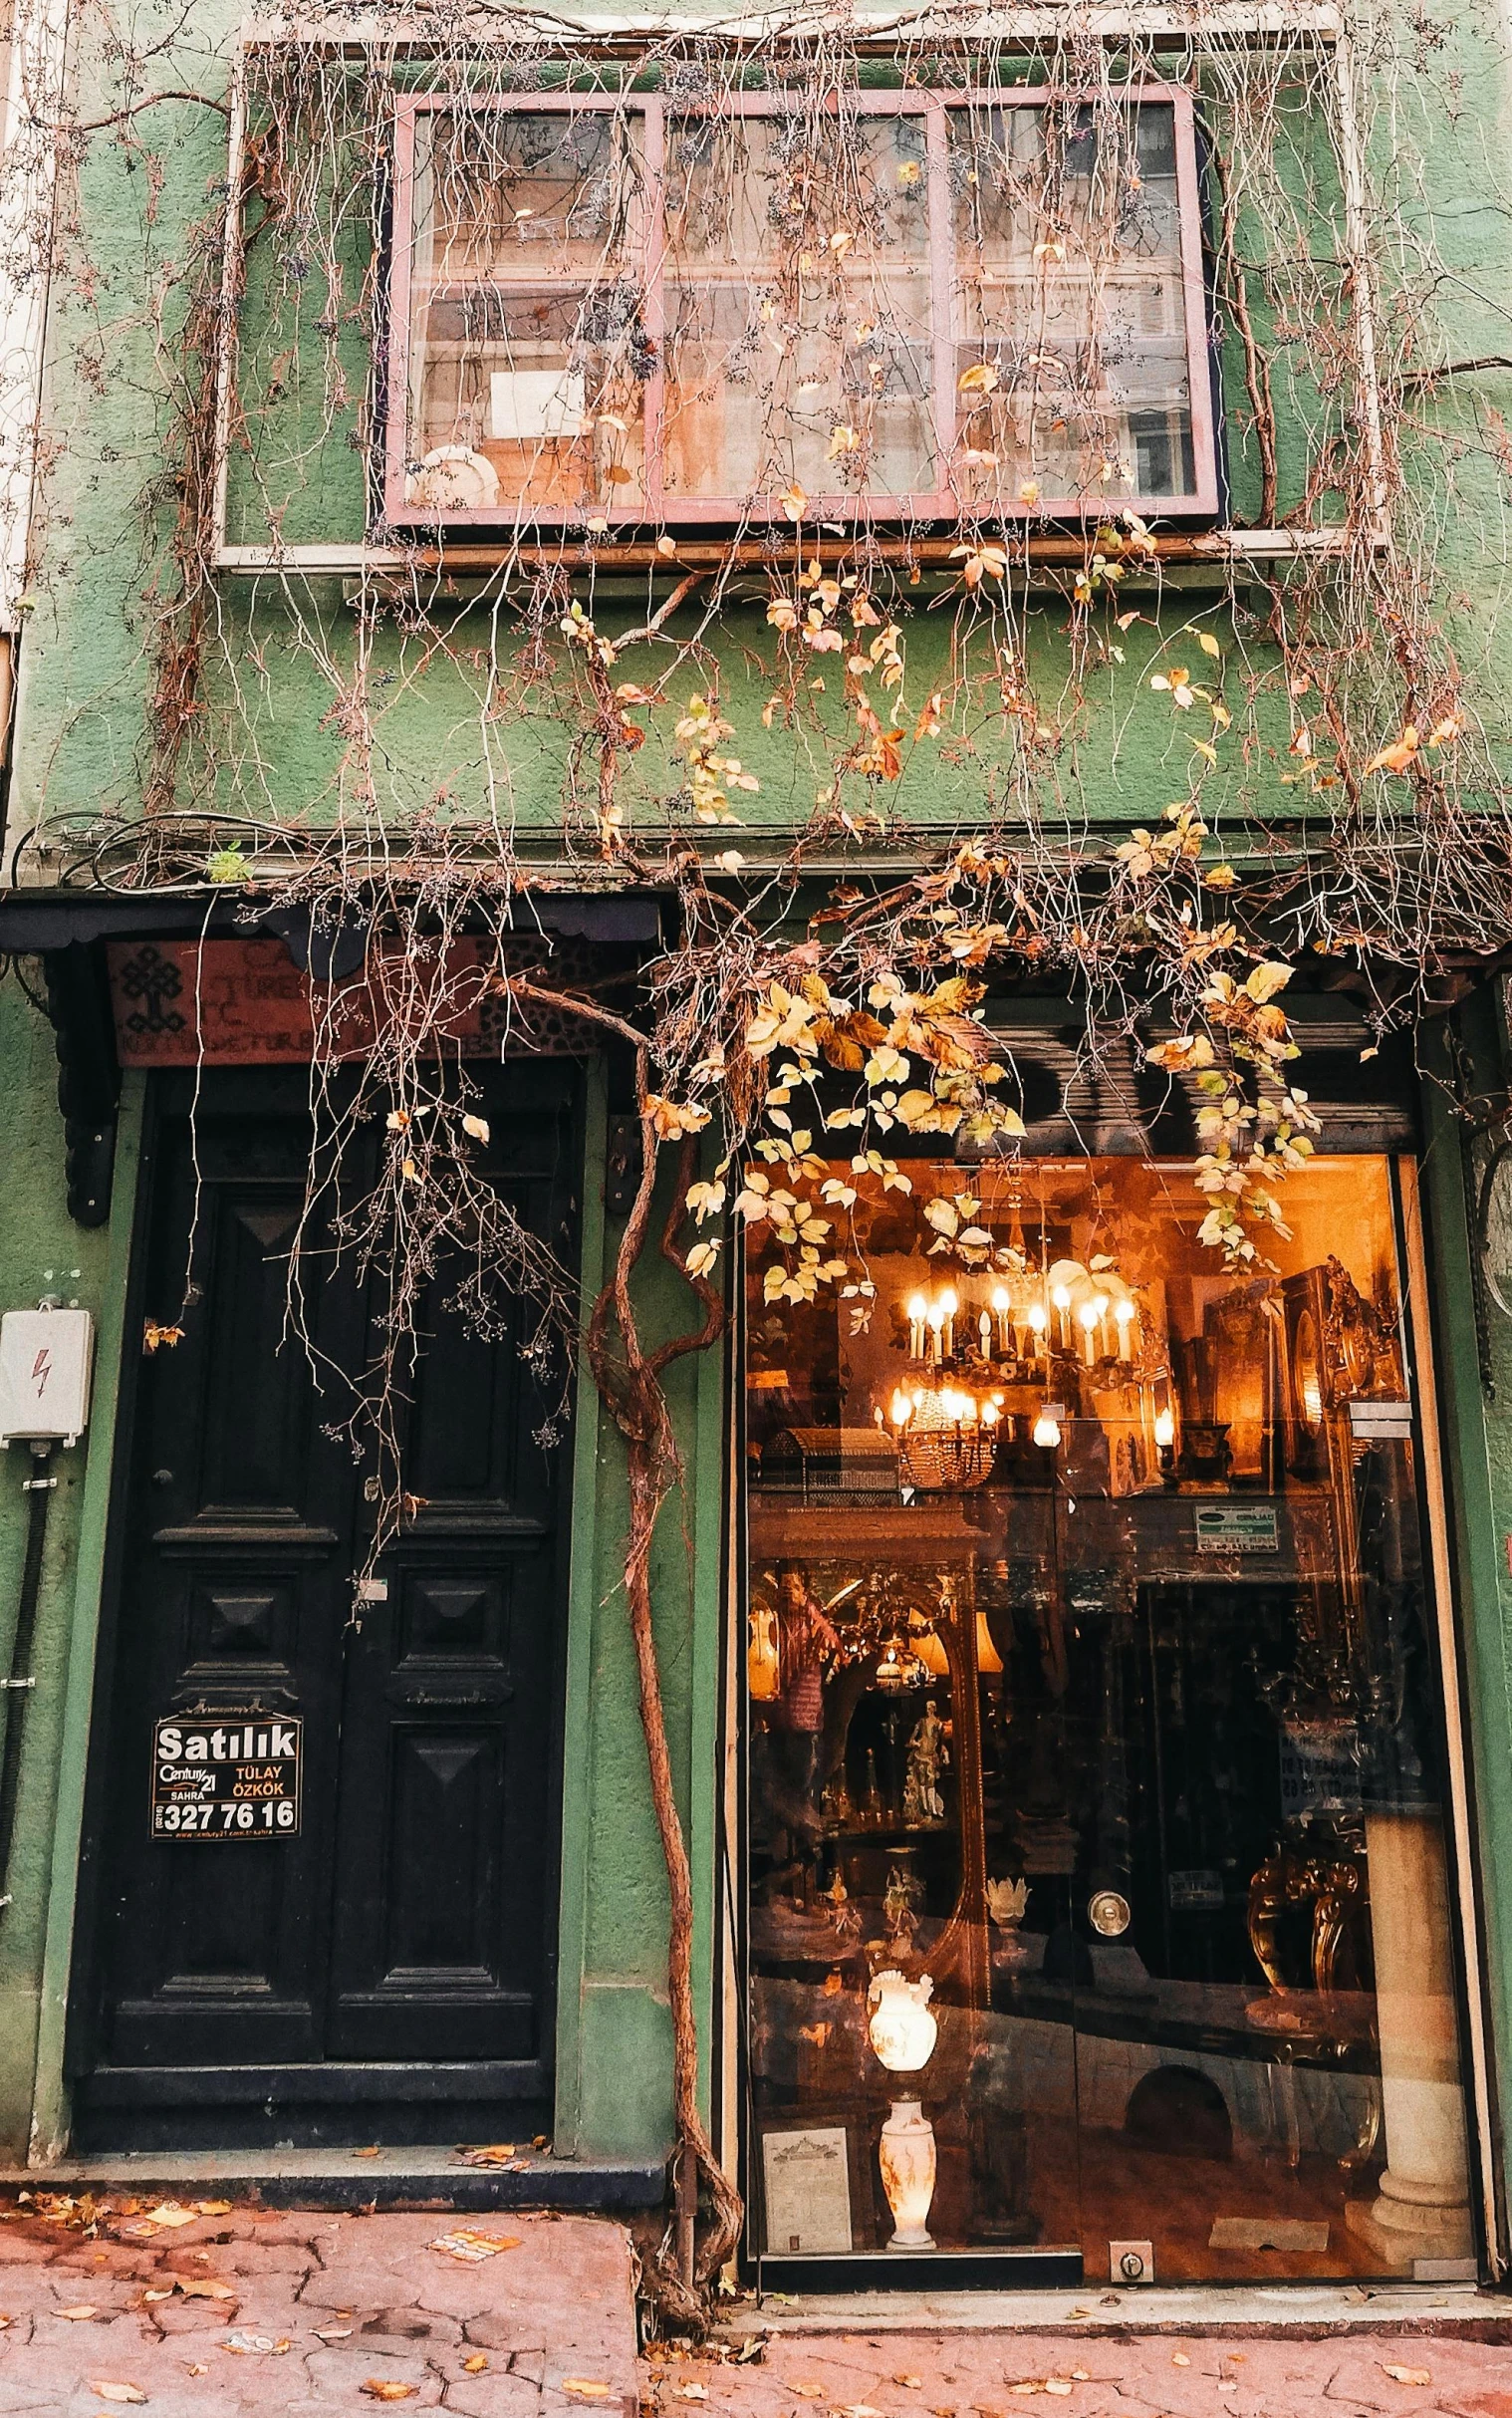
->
0 989 113 2160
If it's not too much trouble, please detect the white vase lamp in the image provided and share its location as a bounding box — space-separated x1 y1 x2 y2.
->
867 1969 939 2251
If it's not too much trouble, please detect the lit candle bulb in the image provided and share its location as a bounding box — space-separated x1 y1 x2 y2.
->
1027 1301 1048 1360
1115 1297 1136 1360
1091 1293 1111 1359
980 1400 999 1427
1153 1404 1176 1450
939 1287 958 1359
890 1388 914 1430
926 1302 945 1365
991 1284 1012 1355
1079 1297 1102 1366
1052 1282 1072 1349
907 1292 927 1361
979 1309 993 1356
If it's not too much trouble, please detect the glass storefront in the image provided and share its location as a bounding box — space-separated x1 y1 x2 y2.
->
741 1155 1477 2284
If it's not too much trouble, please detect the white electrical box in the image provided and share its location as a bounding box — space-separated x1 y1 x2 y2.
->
0 1307 95 1447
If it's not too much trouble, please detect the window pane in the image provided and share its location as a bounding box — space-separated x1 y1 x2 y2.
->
403 109 648 515
661 111 937 505
743 1158 1474 2276
949 100 1197 504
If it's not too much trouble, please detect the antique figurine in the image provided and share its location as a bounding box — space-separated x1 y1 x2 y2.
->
902 1697 949 1826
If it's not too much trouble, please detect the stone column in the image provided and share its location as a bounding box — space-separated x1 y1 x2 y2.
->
1355 1808 1471 2260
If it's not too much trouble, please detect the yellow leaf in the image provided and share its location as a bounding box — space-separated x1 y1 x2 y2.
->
1244 961 1293 1003
1197 633 1222 658
778 484 808 522
362 2384 419 2403
463 2355 490 2374
461 1113 490 1144
563 2382 613 2400
656 535 677 557
59 2306 100 2320
1366 726 1419 775
88 2388 146 2406
604 463 633 485
958 362 1000 395
1381 2368 1431 2389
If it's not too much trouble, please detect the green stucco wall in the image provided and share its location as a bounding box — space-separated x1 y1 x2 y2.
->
5 0 1512 2241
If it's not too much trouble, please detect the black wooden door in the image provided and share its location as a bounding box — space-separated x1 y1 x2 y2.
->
70 1064 581 2149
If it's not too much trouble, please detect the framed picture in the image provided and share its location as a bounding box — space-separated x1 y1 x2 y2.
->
761 2125 855 2256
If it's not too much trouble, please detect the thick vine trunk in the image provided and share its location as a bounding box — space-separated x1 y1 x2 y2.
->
585 1068 743 2329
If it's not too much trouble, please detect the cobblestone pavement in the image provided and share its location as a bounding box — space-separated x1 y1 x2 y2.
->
642 2325 1512 2418
0 2201 637 2415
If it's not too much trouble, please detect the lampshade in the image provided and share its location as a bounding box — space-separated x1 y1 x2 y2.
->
974 1609 1003 1677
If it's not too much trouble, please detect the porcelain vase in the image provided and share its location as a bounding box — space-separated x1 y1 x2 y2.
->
880 2096 937 2250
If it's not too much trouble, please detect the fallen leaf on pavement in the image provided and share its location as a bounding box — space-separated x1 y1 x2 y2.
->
184 2364 207 2377
894 2380 923 2391
428 2230 521 2263
675 2389 708 2402
315 2326 353 2341
141 2289 175 2304
1045 2389 1074 2402
789 2388 825 2401
140 2204 198 2230
353 2147 380 2159
58 2304 100 2319
564 2381 613 2399
196 2201 232 2216
222 2331 290 2354
87 2386 147 2405
1382 2370 1431 2389
176 2281 236 2300
1171 2355 1190 2368
462 2354 489 2374
457 2144 516 2165
362 2384 418 2403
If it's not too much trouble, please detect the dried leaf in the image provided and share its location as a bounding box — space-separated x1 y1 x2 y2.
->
676 2388 709 2402
779 485 809 523
88 2386 147 2405
1171 2354 1191 2367
176 2281 236 2300
460 1112 491 1145
605 463 633 485
315 2327 354 2341
1197 633 1222 658
462 2354 490 2374
362 2384 419 2403
1381 2369 1431 2389
457 2143 516 2166
195 2202 232 2217
429 2230 521 2263
563 2382 613 2400
58 2304 100 2320
789 2385 826 2399
352 2147 380 2159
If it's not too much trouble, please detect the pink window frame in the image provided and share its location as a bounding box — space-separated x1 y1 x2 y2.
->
382 84 1220 532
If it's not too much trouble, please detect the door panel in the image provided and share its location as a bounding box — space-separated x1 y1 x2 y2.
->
72 1064 580 2143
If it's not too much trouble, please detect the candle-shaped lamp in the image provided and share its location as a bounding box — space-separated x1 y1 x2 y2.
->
991 1284 1012 1355
1079 1297 1102 1367
1115 1296 1136 1360
939 1287 958 1359
907 1292 927 1361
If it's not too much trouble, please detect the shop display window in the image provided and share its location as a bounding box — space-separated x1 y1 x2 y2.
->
742 1156 1475 2283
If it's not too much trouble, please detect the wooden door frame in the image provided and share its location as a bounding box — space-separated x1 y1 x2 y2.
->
48 1060 592 2154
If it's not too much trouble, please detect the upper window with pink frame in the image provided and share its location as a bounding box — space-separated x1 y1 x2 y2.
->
383 84 1220 530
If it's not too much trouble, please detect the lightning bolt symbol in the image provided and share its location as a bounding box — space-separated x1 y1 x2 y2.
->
30 1349 51 1396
